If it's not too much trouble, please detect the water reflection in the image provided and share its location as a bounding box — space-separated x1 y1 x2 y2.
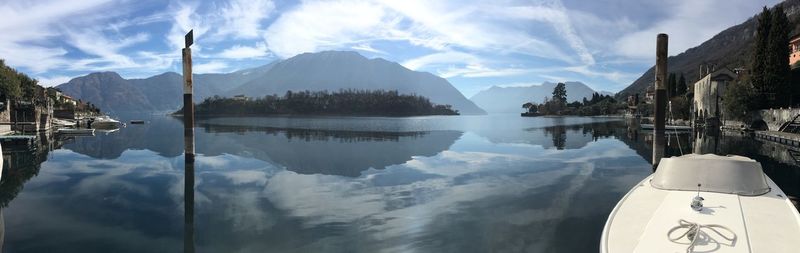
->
0 116 798 252
184 152 195 253
63 118 463 177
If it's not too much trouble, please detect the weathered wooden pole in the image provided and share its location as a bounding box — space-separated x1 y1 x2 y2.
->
182 29 195 253
653 33 668 169
183 29 194 158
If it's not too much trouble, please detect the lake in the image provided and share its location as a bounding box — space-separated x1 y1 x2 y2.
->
0 115 798 252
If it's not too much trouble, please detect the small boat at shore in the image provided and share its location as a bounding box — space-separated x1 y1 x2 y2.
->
90 116 121 129
57 128 95 136
602 154 800 253
52 118 77 127
130 120 145 124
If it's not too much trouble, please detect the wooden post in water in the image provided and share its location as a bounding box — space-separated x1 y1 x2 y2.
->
183 29 195 158
653 34 668 169
182 29 195 253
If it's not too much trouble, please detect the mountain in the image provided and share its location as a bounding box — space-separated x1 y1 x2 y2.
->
617 0 800 99
227 51 486 114
470 82 612 113
58 63 278 114
57 51 485 115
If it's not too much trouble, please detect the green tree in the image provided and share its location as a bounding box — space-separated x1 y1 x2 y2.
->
667 73 676 98
552 82 567 104
751 6 771 106
723 78 758 120
766 5 790 106
677 74 687 96
550 83 567 114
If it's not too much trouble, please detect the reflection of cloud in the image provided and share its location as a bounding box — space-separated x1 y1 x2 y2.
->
262 147 586 244
264 171 386 226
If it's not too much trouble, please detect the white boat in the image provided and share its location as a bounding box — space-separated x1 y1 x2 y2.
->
602 154 800 252
57 128 95 135
52 118 77 127
90 116 121 129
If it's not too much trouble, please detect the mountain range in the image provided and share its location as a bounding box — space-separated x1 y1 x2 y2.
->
617 0 800 98
469 82 612 113
57 51 486 115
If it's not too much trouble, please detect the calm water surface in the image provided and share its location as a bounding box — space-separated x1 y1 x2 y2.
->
0 115 798 252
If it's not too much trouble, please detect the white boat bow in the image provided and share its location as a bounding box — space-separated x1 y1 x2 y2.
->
602 154 800 253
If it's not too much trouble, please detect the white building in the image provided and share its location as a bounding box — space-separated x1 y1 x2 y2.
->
692 68 737 122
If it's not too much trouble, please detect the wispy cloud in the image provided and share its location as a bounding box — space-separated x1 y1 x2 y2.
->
35 75 74 87
613 0 778 58
0 0 780 94
215 0 275 39
216 43 270 59
194 61 229 74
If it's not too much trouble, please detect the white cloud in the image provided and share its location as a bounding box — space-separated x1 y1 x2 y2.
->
264 0 395 58
215 0 275 39
614 0 778 58
351 43 387 55
194 61 229 73
66 30 150 68
35 75 74 87
401 51 479 70
492 3 595 65
216 43 270 59
0 0 114 73
437 64 530 78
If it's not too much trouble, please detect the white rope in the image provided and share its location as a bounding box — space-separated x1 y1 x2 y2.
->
667 219 737 253
668 102 684 155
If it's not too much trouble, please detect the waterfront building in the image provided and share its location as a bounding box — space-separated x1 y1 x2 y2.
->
692 68 737 124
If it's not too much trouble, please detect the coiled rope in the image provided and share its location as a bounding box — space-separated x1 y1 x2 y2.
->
667 219 737 253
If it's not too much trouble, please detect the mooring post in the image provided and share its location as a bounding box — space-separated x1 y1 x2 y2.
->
182 29 195 253
653 33 668 170
183 29 194 159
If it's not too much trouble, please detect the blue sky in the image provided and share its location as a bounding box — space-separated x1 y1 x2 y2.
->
0 0 780 97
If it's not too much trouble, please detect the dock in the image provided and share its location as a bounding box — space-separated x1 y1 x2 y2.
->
755 131 800 147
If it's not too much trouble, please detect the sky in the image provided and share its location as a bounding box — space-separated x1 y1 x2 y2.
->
0 0 781 97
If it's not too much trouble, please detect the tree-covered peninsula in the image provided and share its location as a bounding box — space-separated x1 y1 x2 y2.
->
180 89 459 117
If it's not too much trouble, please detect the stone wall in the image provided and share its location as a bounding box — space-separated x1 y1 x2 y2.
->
755 108 800 131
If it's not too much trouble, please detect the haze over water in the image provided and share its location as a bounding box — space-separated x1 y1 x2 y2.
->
1 115 797 252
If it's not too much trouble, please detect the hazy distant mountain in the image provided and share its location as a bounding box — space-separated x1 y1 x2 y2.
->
58 63 277 114
58 51 485 115
617 0 800 98
470 82 612 113
227 51 486 114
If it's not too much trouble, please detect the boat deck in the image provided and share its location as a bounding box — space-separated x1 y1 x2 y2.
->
602 176 800 253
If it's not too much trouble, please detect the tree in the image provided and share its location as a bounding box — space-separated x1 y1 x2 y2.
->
522 102 533 112
723 78 758 120
677 74 687 96
751 6 771 104
550 83 567 114
552 83 567 104
667 73 676 98
766 5 790 106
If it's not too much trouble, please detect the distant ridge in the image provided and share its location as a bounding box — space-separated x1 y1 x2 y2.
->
57 51 486 115
470 81 612 113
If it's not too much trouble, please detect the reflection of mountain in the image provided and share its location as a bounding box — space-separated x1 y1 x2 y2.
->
63 117 462 177
62 116 185 159
198 124 462 177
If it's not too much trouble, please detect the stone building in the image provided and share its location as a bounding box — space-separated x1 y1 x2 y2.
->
692 68 737 124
